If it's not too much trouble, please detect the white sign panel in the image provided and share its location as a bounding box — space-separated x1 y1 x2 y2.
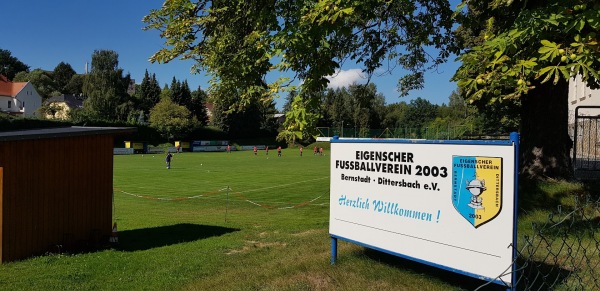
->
330 140 516 285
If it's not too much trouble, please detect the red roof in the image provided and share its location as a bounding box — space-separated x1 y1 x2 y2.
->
0 75 27 97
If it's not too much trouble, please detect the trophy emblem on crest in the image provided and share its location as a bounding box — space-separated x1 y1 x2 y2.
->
466 179 486 209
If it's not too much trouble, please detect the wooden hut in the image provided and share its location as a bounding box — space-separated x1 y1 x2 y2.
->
0 126 135 262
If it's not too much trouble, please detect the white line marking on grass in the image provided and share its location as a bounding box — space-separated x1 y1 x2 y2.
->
276 196 322 209
118 189 204 200
116 176 330 207
246 200 263 207
235 177 329 194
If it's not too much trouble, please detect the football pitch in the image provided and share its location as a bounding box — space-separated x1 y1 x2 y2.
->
113 149 331 230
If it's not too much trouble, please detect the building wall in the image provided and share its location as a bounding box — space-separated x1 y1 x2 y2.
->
0 96 16 114
568 75 600 124
0 134 114 262
0 83 42 117
15 83 42 117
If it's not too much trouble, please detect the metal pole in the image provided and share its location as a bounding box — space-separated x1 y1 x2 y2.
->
222 186 230 223
226 186 230 222
573 107 579 172
331 237 338 265
509 132 520 291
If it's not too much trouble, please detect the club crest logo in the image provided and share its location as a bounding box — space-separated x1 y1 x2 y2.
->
452 156 503 228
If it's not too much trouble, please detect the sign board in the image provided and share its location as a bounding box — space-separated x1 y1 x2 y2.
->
329 134 518 287
192 140 229 146
192 145 228 152
113 148 134 155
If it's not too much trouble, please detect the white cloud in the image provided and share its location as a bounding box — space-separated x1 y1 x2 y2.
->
326 69 366 89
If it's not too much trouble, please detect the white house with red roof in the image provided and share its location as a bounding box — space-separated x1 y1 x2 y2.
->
0 75 42 117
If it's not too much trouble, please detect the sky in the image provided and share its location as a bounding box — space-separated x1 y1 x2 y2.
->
3 0 460 110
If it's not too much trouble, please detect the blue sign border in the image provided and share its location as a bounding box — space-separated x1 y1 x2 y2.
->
329 132 519 290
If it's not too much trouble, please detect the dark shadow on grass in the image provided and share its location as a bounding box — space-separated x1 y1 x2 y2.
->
513 256 575 291
114 223 239 252
360 248 508 290
518 180 566 214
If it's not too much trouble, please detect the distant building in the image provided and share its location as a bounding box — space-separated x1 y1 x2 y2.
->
204 103 214 118
44 94 85 120
274 113 285 124
0 75 42 117
127 79 136 95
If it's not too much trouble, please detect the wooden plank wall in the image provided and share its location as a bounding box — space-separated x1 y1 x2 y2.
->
0 134 114 262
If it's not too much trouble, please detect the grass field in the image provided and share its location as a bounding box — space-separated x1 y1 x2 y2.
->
0 149 509 290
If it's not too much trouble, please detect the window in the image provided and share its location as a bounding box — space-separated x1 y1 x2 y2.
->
8 101 11 108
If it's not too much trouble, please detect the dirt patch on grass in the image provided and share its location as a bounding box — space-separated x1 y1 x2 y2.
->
291 229 321 237
225 240 287 255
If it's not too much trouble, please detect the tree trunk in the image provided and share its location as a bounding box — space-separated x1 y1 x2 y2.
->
519 79 573 180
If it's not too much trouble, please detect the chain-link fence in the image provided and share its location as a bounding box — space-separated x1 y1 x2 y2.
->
317 126 493 140
475 194 600 290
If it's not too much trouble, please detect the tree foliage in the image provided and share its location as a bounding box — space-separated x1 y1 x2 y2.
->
149 98 199 140
453 0 600 103
143 0 455 139
0 49 29 80
139 69 162 115
318 83 385 130
53 62 76 94
13 69 57 98
64 74 84 95
82 50 132 121
190 85 209 126
452 0 600 179
211 91 279 138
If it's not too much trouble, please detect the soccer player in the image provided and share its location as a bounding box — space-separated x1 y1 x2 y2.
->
166 152 173 169
227 144 231 153
300 146 303 156
277 146 282 157
265 146 269 155
253 146 257 155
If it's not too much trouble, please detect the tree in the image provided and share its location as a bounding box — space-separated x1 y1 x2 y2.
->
160 84 171 100
180 80 193 109
282 90 298 114
404 97 438 130
64 74 84 95
143 0 455 139
53 62 76 93
149 98 199 141
211 90 278 138
82 50 132 121
169 76 181 104
320 88 348 129
13 69 57 98
0 49 29 80
433 90 482 138
190 86 209 126
347 83 386 131
452 0 600 179
139 70 161 114
382 102 410 129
